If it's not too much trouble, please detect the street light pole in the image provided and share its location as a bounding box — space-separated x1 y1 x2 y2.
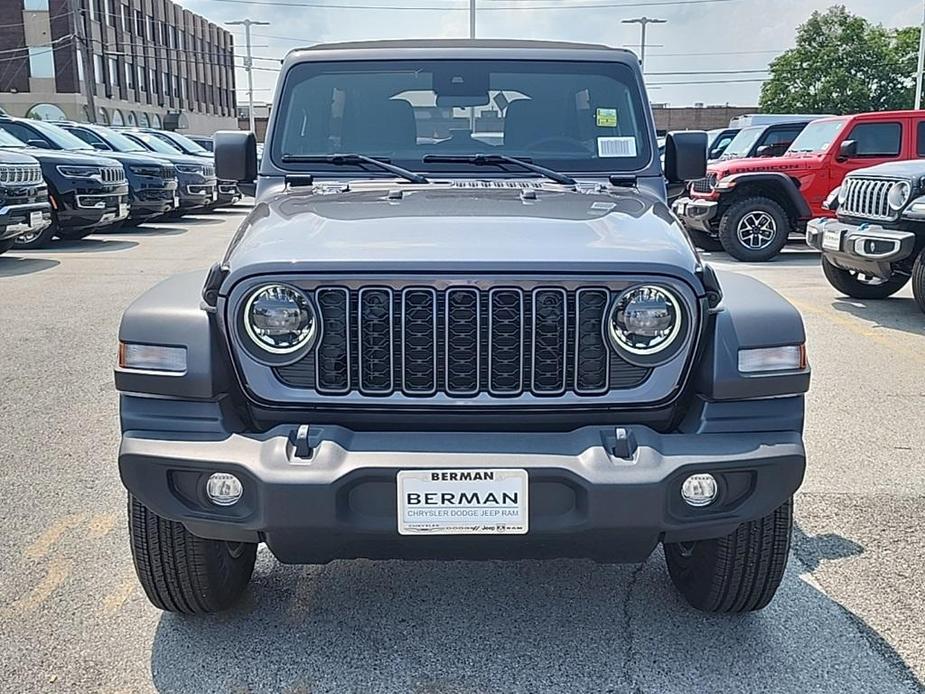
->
70 0 97 123
470 0 476 38
621 16 667 71
226 18 270 133
916 0 925 109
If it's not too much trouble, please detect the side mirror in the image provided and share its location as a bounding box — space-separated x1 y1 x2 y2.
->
215 130 257 183
92 142 113 151
664 130 707 183
27 139 49 149
838 140 857 160
708 147 721 160
755 145 772 157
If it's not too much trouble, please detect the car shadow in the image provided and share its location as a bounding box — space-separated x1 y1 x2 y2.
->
0 256 59 277
19 238 140 254
149 528 920 693
170 215 226 226
830 298 925 338
97 225 189 238
701 249 822 268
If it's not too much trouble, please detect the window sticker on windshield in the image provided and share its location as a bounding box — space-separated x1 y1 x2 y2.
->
598 137 637 158
596 108 618 128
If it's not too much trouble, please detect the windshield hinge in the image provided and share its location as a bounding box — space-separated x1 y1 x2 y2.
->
201 262 229 311
285 174 314 188
608 175 637 188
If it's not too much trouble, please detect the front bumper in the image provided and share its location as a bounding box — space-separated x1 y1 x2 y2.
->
672 196 718 233
129 180 179 219
120 419 805 564
181 182 218 209
214 181 241 205
57 185 130 229
0 201 52 241
806 217 918 279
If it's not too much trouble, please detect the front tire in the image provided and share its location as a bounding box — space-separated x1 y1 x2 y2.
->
55 226 96 241
0 238 15 255
664 498 793 613
128 495 257 614
718 196 791 262
13 222 57 249
912 248 925 314
821 257 910 300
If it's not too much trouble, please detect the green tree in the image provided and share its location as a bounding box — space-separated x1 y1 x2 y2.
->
759 6 921 114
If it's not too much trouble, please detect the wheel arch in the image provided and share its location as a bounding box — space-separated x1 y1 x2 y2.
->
716 173 811 225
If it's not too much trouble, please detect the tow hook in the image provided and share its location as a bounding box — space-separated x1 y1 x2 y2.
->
612 427 638 460
288 424 314 459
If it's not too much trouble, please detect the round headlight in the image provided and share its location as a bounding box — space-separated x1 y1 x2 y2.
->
608 285 683 359
887 180 911 210
243 284 316 354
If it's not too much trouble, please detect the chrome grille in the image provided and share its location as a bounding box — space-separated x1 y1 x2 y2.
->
277 285 652 398
690 174 716 194
201 163 215 178
840 177 900 221
161 164 176 179
0 164 42 186
101 166 126 184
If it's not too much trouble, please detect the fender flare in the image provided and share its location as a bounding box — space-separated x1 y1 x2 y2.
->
716 172 812 220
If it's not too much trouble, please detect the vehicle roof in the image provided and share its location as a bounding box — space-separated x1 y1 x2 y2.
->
284 38 635 63
810 110 922 124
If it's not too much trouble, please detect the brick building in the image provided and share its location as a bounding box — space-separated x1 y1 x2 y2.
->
0 0 236 134
651 104 756 134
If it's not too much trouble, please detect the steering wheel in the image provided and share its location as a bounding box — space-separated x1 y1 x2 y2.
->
524 136 588 152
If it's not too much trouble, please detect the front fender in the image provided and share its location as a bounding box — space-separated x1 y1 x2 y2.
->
696 270 810 400
115 270 232 399
717 172 812 219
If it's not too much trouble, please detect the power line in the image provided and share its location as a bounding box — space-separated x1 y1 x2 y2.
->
196 0 738 10
645 68 769 75
648 77 767 85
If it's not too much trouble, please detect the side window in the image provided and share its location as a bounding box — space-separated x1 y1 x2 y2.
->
846 122 901 157
0 123 43 145
68 128 104 147
762 127 803 147
917 121 925 157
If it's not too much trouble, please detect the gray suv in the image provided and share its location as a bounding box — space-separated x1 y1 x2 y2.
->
115 40 810 615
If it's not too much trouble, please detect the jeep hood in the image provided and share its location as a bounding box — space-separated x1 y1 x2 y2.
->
709 153 825 178
222 186 702 288
843 160 925 179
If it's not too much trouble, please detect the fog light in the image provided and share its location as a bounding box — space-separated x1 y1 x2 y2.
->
681 473 718 507
206 472 243 506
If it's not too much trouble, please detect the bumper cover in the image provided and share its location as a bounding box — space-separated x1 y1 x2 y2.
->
0 201 52 241
672 196 718 233
806 217 917 278
120 422 805 564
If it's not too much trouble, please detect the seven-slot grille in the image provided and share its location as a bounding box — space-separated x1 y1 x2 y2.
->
275 285 651 397
161 164 176 179
100 166 126 184
839 177 901 221
201 163 215 178
0 164 42 185
690 174 716 194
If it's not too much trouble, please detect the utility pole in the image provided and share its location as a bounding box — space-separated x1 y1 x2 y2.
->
621 16 667 71
916 0 925 109
226 19 270 132
469 0 476 38
70 0 97 122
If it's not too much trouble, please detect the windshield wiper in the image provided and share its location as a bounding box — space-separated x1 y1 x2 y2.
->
422 154 577 186
280 153 429 184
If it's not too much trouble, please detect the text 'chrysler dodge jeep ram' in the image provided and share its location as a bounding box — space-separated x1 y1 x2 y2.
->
115 40 811 615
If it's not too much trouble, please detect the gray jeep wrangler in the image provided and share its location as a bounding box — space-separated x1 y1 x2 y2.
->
807 160 925 313
116 40 810 615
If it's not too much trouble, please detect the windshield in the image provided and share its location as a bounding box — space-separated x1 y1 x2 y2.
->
159 131 209 154
719 126 762 159
28 120 96 151
786 119 846 153
0 129 25 148
99 129 150 153
127 132 182 155
272 59 652 175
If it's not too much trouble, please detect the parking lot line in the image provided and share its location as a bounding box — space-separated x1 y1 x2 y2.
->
24 513 88 561
0 558 71 618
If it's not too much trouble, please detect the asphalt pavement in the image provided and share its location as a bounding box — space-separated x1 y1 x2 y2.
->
0 205 922 693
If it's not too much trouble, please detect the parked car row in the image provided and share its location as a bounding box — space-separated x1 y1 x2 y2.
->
0 115 241 255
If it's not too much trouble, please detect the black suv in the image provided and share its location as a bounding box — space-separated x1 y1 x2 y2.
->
116 130 218 217
57 123 180 226
715 120 813 162
0 142 52 255
188 135 214 152
0 117 128 247
807 159 925 313
124 128 239 207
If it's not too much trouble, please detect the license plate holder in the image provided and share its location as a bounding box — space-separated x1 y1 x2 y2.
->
822 228 842 251
397 469 528 536
29 211 42 228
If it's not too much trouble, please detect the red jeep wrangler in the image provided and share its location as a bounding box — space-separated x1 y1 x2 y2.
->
673 110 925 261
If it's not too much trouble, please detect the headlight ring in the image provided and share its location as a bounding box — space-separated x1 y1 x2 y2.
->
241 283 317 358
607 285 686 366
887 181 911 211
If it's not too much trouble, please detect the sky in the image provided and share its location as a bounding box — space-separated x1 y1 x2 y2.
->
182 0 922 108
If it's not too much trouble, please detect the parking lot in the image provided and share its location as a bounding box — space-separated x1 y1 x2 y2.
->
0 203 923 693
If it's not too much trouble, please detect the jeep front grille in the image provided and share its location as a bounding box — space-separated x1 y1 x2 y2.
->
275 285 651 397
840 177 901 221
690 174 716 194
101 166 126 184
202 163 215 178
0 164 42 186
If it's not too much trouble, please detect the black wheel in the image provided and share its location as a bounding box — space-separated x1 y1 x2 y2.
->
55 226 96 241
128 495 257 614
717 196 791 262
821 257 909 300
687 228 723 252
664 498 793 613
166 209 186 220
0 238 15 255
912 248 925 314
12 222 57 249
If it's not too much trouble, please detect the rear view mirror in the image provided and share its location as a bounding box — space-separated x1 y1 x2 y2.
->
215 130 257 183
664 131 707 183
838 140 857 160
27 139 49 149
